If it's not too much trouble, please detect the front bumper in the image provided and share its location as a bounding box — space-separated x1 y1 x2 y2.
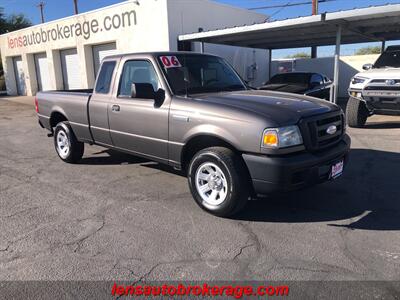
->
348 88 400 115
242 134 351 195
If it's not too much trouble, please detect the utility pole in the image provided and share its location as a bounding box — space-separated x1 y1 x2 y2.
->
37 1 45 23
311 0 318 58
73 0 79 14
312 0 318 15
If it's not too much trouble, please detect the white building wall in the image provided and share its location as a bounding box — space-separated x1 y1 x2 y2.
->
0 0 268 95
166 0 270 87
0 0 170 95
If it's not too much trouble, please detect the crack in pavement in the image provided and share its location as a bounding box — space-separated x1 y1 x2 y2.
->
68 215 106 253
0 206 40 218
232 243 255 261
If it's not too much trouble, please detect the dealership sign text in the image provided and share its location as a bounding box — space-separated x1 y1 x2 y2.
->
7 10 137 49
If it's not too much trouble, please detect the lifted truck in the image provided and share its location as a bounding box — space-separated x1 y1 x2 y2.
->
347 45 400 127
36 52 350 217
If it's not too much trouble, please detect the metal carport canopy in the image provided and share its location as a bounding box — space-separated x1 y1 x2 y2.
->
178 4 400 103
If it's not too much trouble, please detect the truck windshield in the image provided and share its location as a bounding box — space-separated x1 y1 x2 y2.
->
374 50 400 68
158 54 246 95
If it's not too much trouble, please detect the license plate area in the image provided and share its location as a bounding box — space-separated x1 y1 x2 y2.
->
330 159 344 179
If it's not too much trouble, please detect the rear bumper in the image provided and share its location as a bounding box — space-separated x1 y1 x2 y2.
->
242 134 351 195
38 114 51 131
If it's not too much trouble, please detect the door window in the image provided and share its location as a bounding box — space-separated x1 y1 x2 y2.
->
118 60 160 97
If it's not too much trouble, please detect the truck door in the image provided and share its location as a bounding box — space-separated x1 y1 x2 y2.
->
108 59 169 163
88 60 118 146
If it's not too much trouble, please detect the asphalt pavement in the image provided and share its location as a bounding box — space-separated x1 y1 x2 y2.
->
0 96 399 284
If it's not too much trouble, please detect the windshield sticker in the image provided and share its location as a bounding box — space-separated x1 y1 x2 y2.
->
160 56 182 68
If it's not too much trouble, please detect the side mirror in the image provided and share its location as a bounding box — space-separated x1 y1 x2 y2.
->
362 63 373 71
154 88 165 107
131 83 156 99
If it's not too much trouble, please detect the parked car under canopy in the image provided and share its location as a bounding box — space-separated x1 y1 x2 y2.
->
259 72 332 100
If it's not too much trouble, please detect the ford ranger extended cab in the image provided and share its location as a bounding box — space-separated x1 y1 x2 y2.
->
36 52 350 217
347 45 400 127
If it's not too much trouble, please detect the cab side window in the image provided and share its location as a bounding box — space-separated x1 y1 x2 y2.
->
118 60 160 97
95 61 116 94
310 74 324 86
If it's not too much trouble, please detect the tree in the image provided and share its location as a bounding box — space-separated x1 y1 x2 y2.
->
355 46 381 55
0 7 31 90
285 52 311 59
0 7 32 34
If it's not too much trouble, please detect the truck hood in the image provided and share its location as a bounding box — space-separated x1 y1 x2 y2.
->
356 68 400 79
192 90 339 126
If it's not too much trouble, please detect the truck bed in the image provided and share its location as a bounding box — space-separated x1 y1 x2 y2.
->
36 89 93 142
42 89 93 94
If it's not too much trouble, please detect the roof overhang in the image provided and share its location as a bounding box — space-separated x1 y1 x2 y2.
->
178 4 400 49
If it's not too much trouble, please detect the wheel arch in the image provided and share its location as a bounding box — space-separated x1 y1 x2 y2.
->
49 110 68 129
180 134 240 172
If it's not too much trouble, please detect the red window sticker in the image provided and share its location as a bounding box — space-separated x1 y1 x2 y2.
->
160 56 182 68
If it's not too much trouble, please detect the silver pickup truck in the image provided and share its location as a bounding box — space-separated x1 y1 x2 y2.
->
36 52 350 217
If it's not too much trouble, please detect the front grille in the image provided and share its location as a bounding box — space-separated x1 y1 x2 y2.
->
365 85 400 91
370 79 400 84
299 111 344 151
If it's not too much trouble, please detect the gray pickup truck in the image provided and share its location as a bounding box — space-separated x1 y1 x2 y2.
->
36 52 350 217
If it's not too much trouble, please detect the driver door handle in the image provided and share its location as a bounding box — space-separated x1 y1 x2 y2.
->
112 105 120 112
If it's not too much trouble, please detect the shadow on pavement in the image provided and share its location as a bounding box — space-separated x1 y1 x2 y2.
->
79 149 185 176
79 149 149 165
79 147 399 230
233 149 400 230
363 121 400 129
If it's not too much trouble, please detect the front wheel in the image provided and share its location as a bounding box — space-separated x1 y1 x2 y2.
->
346 97 370 128
54 122 84 163
187 147 250 217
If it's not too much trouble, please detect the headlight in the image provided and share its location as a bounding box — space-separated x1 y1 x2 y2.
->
351 77 367 84
262 125 303 149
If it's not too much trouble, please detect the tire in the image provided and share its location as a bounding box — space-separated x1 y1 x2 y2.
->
187 147 250 217
346 97 369 128
54 122 84 163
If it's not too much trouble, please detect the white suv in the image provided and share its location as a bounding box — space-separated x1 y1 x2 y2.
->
347 46 400 127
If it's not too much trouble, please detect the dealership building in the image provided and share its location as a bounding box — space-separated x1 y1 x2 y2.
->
0 0 269 96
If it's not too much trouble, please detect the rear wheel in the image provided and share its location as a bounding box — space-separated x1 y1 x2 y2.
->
346 97 370 128
187 147 250 217
54 122 84 163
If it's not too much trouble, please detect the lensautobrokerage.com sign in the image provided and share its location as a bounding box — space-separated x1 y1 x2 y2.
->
7 10 137 49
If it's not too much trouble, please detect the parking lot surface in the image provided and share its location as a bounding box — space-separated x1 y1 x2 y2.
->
0 97 399 281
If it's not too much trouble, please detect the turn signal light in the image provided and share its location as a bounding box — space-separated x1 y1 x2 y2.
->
263 131 278 147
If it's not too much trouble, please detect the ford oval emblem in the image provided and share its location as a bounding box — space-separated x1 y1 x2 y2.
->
386 79 396 85
326 125 337 135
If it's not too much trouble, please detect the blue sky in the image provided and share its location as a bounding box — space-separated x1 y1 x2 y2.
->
2 0 400 58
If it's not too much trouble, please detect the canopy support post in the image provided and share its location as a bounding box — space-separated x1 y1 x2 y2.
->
200 42 204 53
332 25 342 104
268 49 272 80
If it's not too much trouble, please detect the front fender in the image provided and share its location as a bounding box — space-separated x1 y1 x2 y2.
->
182 124 242 150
